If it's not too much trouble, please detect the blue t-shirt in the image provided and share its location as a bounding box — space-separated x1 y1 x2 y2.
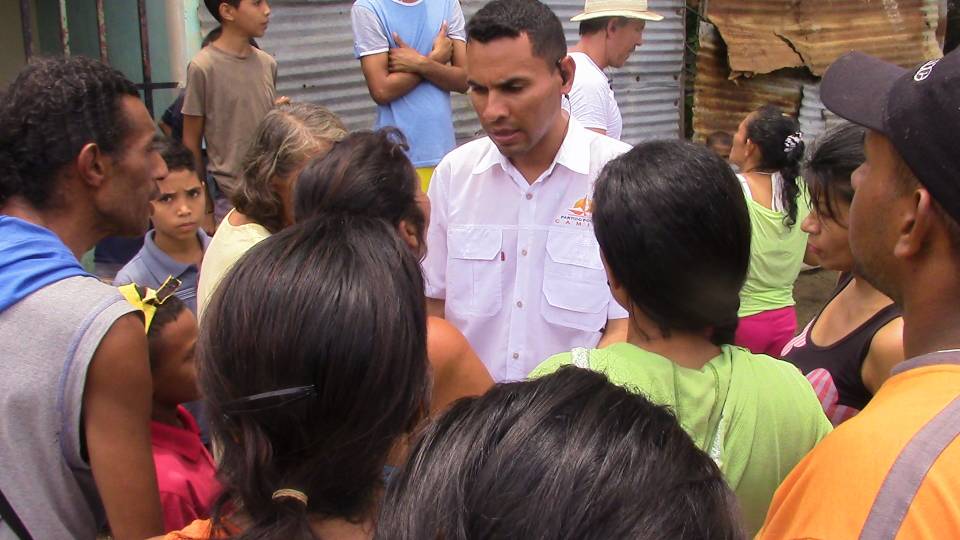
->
352 0 465 168
114 229 211 315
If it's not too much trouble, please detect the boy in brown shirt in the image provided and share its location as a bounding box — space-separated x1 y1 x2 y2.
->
182 0 277 220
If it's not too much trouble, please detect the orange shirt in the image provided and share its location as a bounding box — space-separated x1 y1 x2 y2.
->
162 518 237 539
758 358 960 539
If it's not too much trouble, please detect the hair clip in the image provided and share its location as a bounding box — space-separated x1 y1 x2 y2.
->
783 131 803 153
220 384 318 416
272 488 308 507
117 275 182 333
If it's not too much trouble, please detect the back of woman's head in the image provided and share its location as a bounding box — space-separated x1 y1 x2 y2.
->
593 140 751 345
200 214 429 540
803 122 866 223
745 104 806 226
293 128 424 244
233 102 347 233
376 367 744 540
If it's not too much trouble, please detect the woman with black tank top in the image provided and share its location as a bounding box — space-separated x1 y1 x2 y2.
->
781 122 904 426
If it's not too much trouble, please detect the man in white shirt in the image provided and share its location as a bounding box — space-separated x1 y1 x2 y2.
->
564 0 663 139
423 0 630 382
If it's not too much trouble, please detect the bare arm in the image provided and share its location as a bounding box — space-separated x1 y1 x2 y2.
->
426 297 446 319
421 39 468 93
597 318 629 348
84 313 163 539
861 317 905 394
427 317 494 414
586 127 608 136
389 25 467 94
360 53 422 105
182 114 205 179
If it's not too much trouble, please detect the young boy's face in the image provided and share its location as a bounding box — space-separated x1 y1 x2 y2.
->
226 0 271 38
153 309 201 407
151 168 205 243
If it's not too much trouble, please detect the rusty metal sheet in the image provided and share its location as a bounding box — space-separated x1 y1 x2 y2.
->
707 0 944 77
692 22 806 143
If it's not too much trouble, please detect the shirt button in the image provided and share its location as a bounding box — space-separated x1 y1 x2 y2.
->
525 193 533 200
512 352 520 359
516 300 523 308
521 249 528 256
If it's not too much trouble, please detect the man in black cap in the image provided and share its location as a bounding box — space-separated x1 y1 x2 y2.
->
759 48 960 538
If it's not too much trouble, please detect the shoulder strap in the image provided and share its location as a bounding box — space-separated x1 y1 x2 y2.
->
859 394 960 540
0 485 32 540
571 347 591 370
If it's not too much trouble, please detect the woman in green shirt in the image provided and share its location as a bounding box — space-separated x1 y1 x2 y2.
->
729 105 809 357
529 140 831 536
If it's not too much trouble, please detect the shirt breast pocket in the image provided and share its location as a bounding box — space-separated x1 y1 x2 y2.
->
446 227 503 317
541 230 610 331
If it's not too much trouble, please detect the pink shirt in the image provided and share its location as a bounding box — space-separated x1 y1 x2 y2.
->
152 406 221 532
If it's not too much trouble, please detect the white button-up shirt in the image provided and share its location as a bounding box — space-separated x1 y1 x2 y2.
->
423 117 630 381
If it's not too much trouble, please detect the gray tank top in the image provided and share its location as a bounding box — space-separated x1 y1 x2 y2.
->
0 276 136 539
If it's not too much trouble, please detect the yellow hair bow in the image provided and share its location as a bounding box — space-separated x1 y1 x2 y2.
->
117 276 181 333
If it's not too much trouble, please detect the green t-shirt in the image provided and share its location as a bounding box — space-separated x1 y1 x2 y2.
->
530 343 832 536
738 175 811 317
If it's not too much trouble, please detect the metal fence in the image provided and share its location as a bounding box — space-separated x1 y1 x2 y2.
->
17 0 178 116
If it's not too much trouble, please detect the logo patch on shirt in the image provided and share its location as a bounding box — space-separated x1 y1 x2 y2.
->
555 197 595 227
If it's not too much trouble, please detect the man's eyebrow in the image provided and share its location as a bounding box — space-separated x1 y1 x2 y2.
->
468 77 528 88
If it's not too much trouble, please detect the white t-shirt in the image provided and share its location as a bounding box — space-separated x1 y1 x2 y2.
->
422 117 630 381
563 52 623 140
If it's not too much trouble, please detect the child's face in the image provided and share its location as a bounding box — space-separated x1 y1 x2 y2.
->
228 0 271 38
151 169 205 243
153 310 201 407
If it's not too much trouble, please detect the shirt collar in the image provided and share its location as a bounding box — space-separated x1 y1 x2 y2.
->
142 229 208 284
150 405 206 463
471 116 593 178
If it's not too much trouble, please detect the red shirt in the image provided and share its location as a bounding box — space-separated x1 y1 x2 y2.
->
152 406 221 532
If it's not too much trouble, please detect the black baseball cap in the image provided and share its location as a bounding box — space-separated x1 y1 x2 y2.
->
820 49 960 224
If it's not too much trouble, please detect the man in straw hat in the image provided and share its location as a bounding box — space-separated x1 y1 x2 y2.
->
759 46 960 539
563 0 663 139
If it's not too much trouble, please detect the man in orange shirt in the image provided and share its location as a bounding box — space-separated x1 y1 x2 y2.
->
759 49 960 539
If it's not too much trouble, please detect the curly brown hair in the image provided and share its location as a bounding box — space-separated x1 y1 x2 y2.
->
231 102 347 233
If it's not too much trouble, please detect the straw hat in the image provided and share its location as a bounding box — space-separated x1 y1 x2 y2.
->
570 0 664 22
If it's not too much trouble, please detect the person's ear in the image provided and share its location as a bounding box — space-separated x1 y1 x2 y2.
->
894 187 933 260
558 55 576 93
397 218 421 253
76 143 109 188
606 18 619 36
220 1 236 23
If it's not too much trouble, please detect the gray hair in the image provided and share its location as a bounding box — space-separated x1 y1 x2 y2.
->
232 102 347 233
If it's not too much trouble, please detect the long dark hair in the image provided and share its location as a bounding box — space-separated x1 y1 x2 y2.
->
376 367 744 540
593 140 751 345
200 214 430 539
803 122 866 224
745 104 805 226
293 128 425 246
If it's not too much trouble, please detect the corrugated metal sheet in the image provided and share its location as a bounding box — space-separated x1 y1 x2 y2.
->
706 0 944 77
798 81 842 142
200 0 684 145
692 22 805 143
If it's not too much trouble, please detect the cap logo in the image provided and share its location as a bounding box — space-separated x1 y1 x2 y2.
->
914 59 940 82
